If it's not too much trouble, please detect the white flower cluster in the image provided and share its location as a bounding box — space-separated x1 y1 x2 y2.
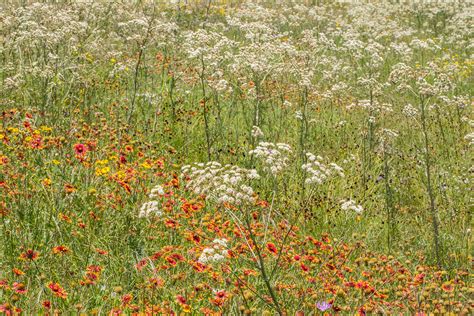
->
138 184 166 218
149 184 165 199
198 239 229 264
302 153 344 185
340 199 364 214
139 201 162 218
378 128 399 145
251 126 264 138
464 132 474 146
295 111 303 120
181 162 259 205
249 142 292 176
402 104 418 118
417 78 436 97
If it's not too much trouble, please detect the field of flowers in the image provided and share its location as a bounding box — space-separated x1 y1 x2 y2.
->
0 1 473 315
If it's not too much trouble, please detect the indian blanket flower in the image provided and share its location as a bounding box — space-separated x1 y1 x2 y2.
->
266 242 278 254
42 301 51 309
48 282 68 299
19 249 40 261
12 268 25 276
13 282 27 295
52 245 70 255
73 143 87 156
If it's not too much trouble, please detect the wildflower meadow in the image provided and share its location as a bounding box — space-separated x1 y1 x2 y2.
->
0 1 473 315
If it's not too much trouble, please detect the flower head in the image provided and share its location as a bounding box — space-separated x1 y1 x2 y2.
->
19 249 40 261
316 301 332 312
73 143 87 156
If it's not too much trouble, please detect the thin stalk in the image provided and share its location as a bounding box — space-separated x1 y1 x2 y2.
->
383 147 394 253
244 213 283 316
200 55 212 161
420 95 442 268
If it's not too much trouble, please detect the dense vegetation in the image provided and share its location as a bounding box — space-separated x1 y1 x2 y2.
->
0 1 472 314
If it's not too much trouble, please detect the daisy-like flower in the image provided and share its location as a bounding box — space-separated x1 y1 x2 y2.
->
441 282 454 292
12 268 25 276
52 245 70 255
19 249 40 261
73 143 87 156
48 282 67 299
267 242 278 255
13 282 27 295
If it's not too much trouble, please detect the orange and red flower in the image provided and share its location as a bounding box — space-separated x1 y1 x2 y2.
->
48 282 67 299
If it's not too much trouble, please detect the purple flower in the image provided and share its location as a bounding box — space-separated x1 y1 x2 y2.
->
316 301 332 312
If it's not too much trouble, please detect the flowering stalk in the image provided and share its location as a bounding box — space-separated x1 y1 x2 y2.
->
127 5 156 125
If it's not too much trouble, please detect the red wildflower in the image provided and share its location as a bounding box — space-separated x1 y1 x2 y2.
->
176 295 187 305
12 268 25 276
119 155 127 164
0 304 12 314
211 290 229 307
121 293 133 306
150 251 163 261
48 282 67 299
13 282 27 295
110 308 122 316
176 295 191 312
165 219 178 228
186 232 201 244
64 184 76 194
442 282 454 292
148 277 164 289
414 273 425 284
136 258 148 271
170 253 184 261
73 143 87 156
52 245 70 255
87 265 103 273
243 269 258 276
19 249 40 261
300 263 310 272
215 290 228 299
95 248 109 255
0 279 8 289
23 120 31 129
267 242 278 254
192 261 207 272
166 256 177 266
42 301 51 309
